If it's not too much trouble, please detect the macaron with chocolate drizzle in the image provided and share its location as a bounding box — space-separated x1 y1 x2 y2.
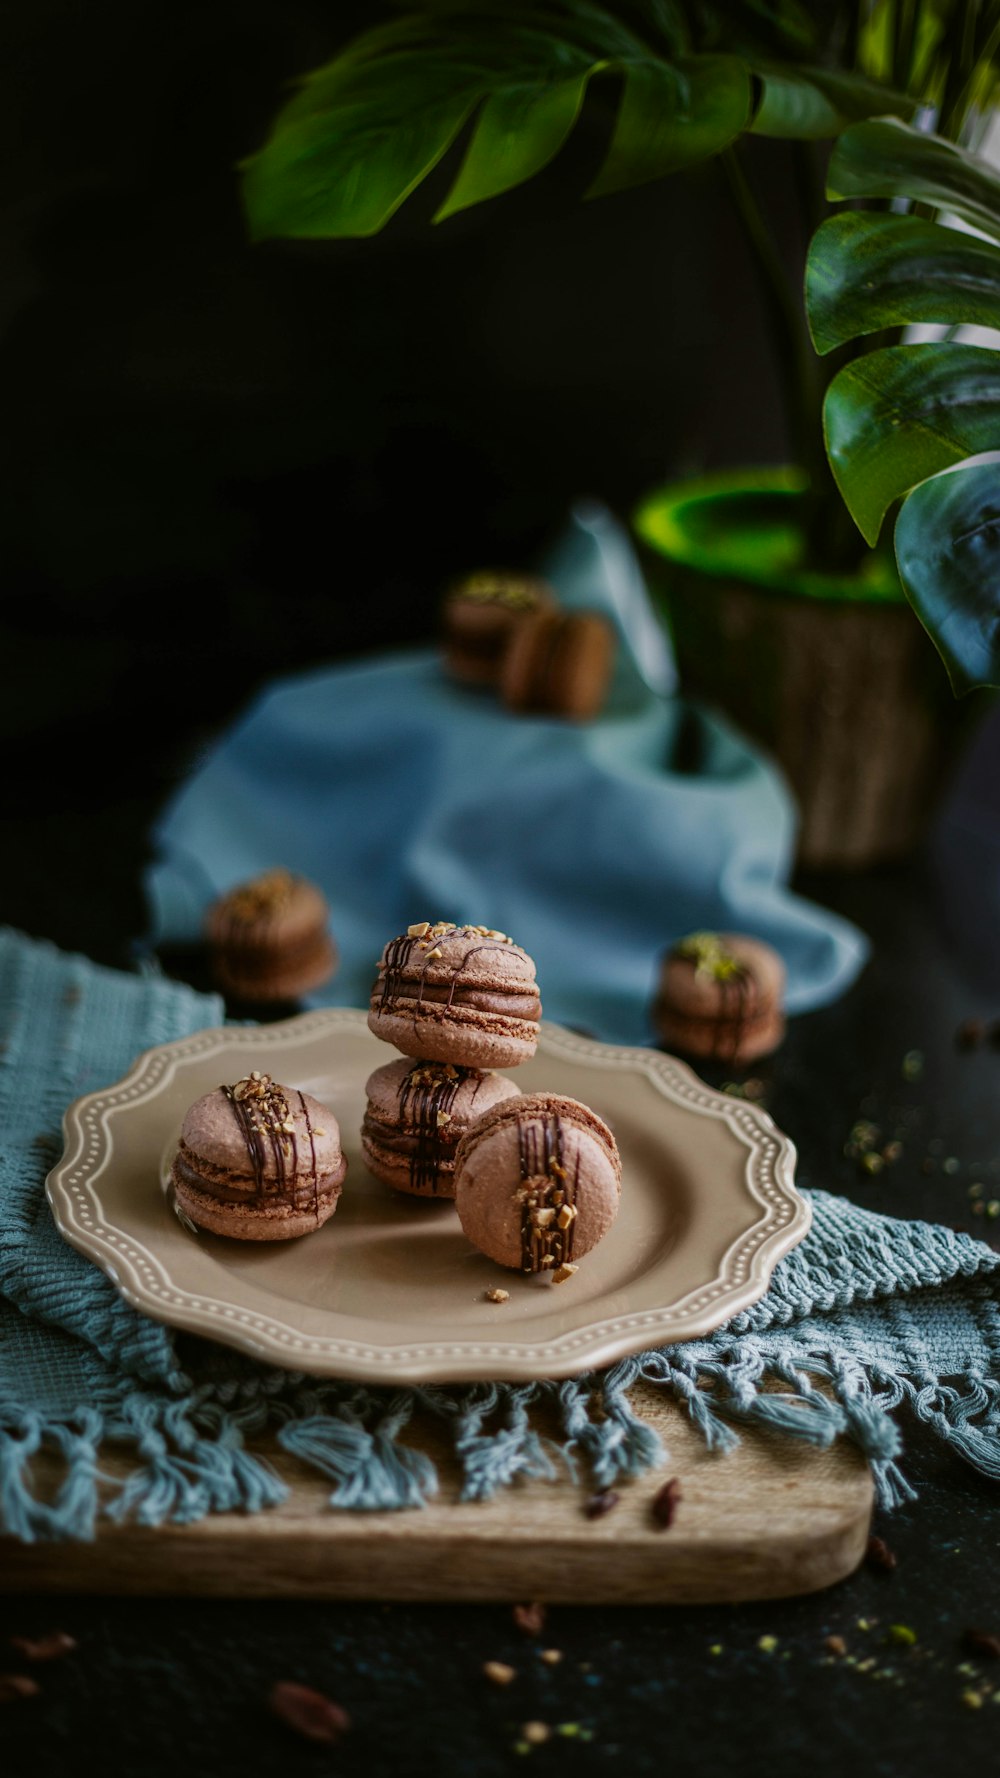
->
361 1058 521 1198
205 868 337 1004
170 1071 347 1240
653 930 786 1066
442 569 557 687
368 921 542 1068
453 1092 621 1277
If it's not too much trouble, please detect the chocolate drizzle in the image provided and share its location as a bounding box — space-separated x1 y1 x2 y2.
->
517 1112 579 1275
397 1062 482 1194
376 924 525 1032
220 1072 320 1223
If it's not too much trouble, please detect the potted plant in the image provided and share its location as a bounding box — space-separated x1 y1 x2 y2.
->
239 1 1000 867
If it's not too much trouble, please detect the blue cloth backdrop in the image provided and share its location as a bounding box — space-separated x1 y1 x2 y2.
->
145 502 867 1041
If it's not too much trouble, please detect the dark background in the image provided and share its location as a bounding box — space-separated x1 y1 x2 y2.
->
5 9 1000 1776
0 0 801 964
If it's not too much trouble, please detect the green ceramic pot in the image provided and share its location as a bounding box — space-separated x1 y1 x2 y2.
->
633 469 972 871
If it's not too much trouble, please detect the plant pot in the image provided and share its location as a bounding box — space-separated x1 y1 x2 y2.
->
633 469 985 872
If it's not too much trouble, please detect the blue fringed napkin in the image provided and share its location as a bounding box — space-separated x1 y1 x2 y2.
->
2 925 999 1542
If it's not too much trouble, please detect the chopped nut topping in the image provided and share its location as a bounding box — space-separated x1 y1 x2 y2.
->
548 1160 567 1179
219 868 296 924
407 922 431 938
533 1207 556 1228
409 1062 458 1087
540 1254 555 1268
436 1110 452 1126
483 1661 516 1686
426 947 443 961
557 1205 577 1230
312 1128 326 1137
485 1287 509 1304
552 1263 578 1284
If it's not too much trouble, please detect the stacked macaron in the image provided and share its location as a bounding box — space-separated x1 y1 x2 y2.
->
363 921 538 1200
364 921 622 1281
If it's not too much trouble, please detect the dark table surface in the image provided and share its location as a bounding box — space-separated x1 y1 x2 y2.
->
4 711 1000 1778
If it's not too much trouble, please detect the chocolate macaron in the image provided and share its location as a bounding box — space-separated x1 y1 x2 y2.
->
653 931 786 1065
205 868 337 1003
442 570 556 686
368 922 542 1068
170 1071 347 1240
361 1058 521 1198
454 1092 621 1276
500 609 615 720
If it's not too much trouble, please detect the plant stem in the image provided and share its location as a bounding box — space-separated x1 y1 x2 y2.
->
719 143 860 570
719 145 818 478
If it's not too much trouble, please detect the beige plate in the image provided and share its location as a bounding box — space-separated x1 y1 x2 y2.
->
47 1009 808 1383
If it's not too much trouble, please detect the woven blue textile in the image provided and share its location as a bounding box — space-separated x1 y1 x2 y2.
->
144 504 867 1041
3 924 1000 1541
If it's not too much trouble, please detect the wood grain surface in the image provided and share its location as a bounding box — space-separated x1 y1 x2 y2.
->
1 1381 873 1604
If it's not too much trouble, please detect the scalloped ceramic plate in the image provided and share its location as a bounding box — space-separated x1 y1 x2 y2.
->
47 1009 808 1383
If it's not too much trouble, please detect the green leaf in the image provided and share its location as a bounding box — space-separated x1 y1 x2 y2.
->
806 211 1000 354
587 54 752 196
242 51 489 238
435 69 594 218
827 116 1000 243
823 343 1000 545
750 65 916 140
895 458 1000 693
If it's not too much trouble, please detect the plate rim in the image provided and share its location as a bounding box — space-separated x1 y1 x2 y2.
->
46 1008 809 1382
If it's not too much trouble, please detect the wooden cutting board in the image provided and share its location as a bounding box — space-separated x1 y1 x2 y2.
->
2 1381 872 1603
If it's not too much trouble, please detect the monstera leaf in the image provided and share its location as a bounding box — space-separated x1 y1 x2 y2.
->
806 117 1000 692
241 4 915 238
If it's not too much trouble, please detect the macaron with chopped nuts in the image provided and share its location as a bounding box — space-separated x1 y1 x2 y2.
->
170 1071 347 1240
653 930 786 1065
442 570 557 687
361 1057 522 1198
453 1092 621 1276
368 921 542 1068
205 868 337 1004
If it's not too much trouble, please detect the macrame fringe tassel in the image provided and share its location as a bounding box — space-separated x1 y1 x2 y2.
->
5 1349 1000 1538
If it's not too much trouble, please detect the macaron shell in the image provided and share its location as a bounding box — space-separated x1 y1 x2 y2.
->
178 1085 345 1179
368 1007 538 1069
171 1164 345 1240
361 1059 522 1197
500 611 615 720
212 933 338 1003
454 1092 621 1272
655 1005 786 1065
